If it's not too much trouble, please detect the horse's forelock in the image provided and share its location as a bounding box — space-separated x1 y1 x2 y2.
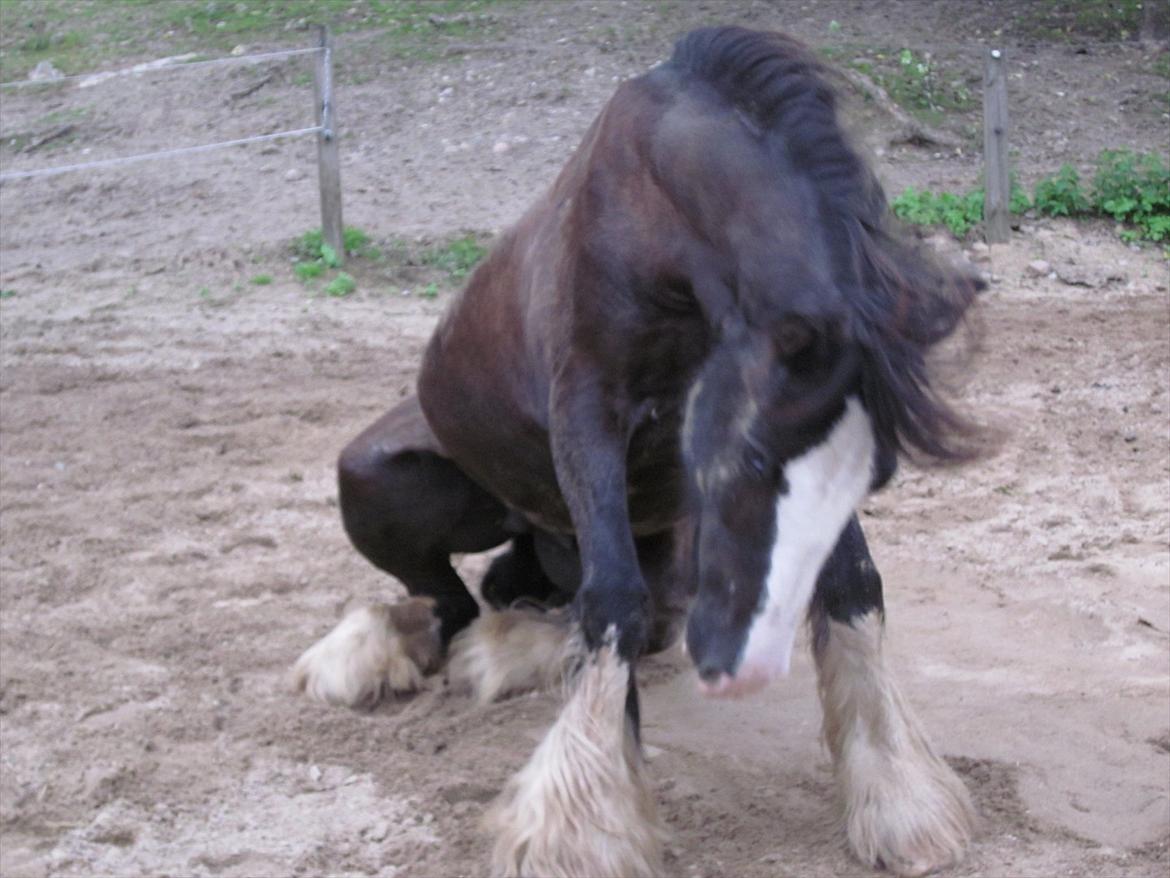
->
669 27 983 466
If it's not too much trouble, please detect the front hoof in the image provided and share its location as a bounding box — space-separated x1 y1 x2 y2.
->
290 599 441 708
841 750 976 877
484 644 665 877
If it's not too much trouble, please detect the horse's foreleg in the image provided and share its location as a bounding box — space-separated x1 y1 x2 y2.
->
485 651 664 878
809 517 975 877
484 372 666 876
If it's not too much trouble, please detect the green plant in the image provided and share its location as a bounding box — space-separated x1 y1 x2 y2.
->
325 272 356 297
891 186 985 237
423 234 487 282
0 289 16 299
291 225 383 292
1033 164 1091 217
250 273 273 285
1092 149 1170 242
419 282 440 299
891 176 1029 238
294 261 323 280
1029 149 1170 242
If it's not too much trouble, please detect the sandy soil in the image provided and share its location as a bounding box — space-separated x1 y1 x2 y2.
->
1 2 1168 876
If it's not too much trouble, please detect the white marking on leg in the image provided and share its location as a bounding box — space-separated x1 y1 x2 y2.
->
706 397 875 696
448 607 574 704
290 600 439 708
485 637 666 878
816 611 976 877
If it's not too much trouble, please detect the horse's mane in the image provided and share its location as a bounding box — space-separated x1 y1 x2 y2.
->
667 27 983 463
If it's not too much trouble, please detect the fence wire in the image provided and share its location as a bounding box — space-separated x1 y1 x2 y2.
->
0 45 323 183
0 46 322 91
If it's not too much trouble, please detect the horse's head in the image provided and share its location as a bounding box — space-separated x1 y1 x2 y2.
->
681 314 896 697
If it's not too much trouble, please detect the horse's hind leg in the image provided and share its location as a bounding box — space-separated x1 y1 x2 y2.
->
292 396 511 708
449 525 690 704
809 516 975 877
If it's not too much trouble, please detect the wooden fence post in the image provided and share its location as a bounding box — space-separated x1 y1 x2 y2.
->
982 47 1010 244
314 25 344 263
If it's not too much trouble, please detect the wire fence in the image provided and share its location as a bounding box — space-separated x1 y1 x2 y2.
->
0 46 323 91
0 45 326 184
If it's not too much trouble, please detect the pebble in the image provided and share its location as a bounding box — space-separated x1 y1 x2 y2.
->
1026 259 1052 277
28 60 63 81
366 820 390 841
284 168 305 182
308 764 322 783
230 45 247 56
492 141 510 155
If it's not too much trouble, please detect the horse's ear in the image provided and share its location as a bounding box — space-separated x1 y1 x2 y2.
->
774 314 816 360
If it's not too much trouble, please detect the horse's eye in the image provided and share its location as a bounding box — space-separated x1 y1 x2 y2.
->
744 446 772 480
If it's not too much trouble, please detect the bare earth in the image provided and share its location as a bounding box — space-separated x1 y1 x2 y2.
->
1 2 1168 876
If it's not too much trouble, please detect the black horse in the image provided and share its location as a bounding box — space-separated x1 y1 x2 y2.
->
293 27 982 877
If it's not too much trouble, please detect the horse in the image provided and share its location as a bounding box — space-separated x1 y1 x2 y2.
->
291 26 983 877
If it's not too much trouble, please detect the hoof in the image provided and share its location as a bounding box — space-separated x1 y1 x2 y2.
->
816 613 976 877
839 747 975 877
291 598 441 708
448 607 574 704
484 644 666 877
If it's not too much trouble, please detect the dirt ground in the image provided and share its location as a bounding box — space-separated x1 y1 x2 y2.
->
1 2 1168 876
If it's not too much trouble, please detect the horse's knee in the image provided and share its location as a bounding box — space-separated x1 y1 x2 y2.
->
575 579 650 660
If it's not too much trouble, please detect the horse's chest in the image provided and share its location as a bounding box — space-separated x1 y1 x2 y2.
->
625 401 689 533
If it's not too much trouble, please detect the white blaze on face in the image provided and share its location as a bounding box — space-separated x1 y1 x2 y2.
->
702 397 876 698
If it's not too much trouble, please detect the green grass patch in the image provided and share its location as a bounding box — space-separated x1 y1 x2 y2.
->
0 0 507 81
1013 0 1144 41
293 260 324 281
821 43 975 125
324 272 356 296
422 233 487 282
892 177 1030 237
892 149 1170 244
291 224 387 294
249 273 273 285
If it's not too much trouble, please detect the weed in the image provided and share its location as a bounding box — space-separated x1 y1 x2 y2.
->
1091 149 1170 241
419 282 440 299
823 44 974 123
1153 53 1170 81
423 234 487 282
1033 164 1091 217
1015 0 1143 41
294 261 324 280
294 226 379 261
894 149 1170 244
0 0 506 80
250 274 273 285
325 272 356 297
0 289 16 299
320 244 341 269
1030 149 1170 242
891 187 986 237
